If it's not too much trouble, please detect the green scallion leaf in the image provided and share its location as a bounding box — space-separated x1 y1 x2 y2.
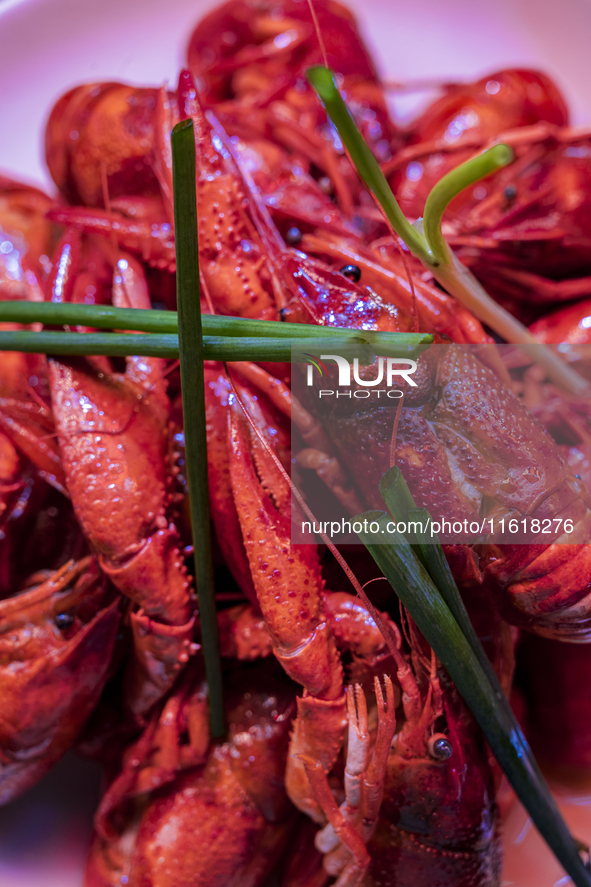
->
172 118 224 737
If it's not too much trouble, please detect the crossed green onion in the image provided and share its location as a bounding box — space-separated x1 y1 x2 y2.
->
0 302 431 359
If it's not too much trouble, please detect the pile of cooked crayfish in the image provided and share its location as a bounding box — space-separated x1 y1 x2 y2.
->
3 1 591 884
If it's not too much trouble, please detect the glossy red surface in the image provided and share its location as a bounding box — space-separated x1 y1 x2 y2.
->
2 0 591 884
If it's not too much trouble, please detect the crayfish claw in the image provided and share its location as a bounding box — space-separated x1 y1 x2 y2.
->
124 609 197 720
0 559 120 804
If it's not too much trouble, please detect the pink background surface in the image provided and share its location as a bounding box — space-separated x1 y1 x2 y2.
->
1 0 591 883
2 0 591 189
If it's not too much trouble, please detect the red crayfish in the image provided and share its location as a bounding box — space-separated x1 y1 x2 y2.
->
4 1 591 884
387 70 591 318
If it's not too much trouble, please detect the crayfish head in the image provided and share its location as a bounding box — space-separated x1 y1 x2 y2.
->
0 558 120 804
88 661 296 887
381 690 498 861
45 83 176 208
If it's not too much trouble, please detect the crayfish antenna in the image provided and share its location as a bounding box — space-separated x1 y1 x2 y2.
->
306 0 329 69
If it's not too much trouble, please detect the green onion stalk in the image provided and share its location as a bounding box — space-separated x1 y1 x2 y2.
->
307 65 588 396
0 329 426 362
171 119 224 737
0 299 425 342
356 467 591 887
0 303 431 360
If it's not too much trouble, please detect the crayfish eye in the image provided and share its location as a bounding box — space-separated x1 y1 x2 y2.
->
504 184 517 201
340 264 362 283
428 734 453 761
54 612 75 630
285 226 302 245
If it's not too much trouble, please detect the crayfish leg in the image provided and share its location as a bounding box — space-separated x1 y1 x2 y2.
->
228 402 350 819
315 677 397 880
228 403 342 695
361 676 397 840
301 755 370 887
316 684 370 855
